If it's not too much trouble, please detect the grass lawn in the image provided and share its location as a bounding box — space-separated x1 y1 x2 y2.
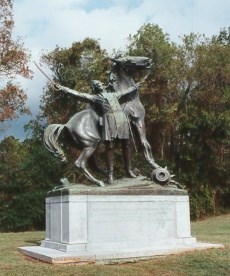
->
0 213 229 276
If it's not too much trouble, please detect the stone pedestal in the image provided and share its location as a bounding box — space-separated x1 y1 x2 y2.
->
19 178 224 264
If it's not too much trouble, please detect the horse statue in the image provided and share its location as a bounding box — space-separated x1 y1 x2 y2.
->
108 57 172 185
108 56 160 169
44 56 169 187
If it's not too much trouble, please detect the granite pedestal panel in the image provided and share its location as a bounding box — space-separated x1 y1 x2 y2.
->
19 178 224 264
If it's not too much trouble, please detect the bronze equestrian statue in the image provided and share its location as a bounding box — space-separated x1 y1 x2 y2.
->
43 56 170 187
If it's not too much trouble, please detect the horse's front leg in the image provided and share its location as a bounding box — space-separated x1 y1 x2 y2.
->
133 119 160 169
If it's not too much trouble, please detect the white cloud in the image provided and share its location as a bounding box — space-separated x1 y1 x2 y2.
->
4 0 230 139
14 0 230 58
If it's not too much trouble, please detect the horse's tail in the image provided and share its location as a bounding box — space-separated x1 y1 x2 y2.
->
43 124 67 162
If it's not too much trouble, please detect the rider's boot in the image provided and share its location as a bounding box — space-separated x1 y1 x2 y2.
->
122 139 137 178
106 141 114 184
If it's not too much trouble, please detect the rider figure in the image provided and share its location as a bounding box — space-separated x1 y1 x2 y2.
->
55 80 139 184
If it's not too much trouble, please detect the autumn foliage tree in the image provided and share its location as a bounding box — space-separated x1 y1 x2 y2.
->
126 24 178 160
1 22 230 230
41 38 109 123
33 38 110 182
126 25 230 218
0 0 32 129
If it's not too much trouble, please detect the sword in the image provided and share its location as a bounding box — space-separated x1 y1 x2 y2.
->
34 61 59 90
126 115 137 153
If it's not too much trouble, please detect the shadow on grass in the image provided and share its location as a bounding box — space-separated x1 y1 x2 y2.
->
24 240 41 246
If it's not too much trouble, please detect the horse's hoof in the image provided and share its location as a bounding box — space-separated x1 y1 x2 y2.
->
97 181 106 187
60 177 71 186
107 173 114 184
126 169 137 178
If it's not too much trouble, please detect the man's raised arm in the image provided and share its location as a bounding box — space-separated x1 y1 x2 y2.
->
115 83 141 99
55 84 94 103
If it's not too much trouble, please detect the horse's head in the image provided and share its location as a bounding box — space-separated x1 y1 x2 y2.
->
108 56 151 91
110 56 151 73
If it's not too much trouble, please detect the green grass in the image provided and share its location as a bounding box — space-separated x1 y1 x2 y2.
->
0 213 230 276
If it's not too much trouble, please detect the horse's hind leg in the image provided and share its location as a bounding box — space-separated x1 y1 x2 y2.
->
88 154 107 176
75 147 105 187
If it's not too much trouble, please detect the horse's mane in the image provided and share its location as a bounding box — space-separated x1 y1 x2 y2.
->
108 63 136 92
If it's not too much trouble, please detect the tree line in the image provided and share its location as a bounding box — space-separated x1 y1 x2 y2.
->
0 1 230 231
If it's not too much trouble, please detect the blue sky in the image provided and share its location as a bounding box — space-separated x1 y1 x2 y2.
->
1 0 230 140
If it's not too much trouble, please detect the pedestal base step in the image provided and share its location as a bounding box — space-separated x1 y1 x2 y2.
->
18 242 224 264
